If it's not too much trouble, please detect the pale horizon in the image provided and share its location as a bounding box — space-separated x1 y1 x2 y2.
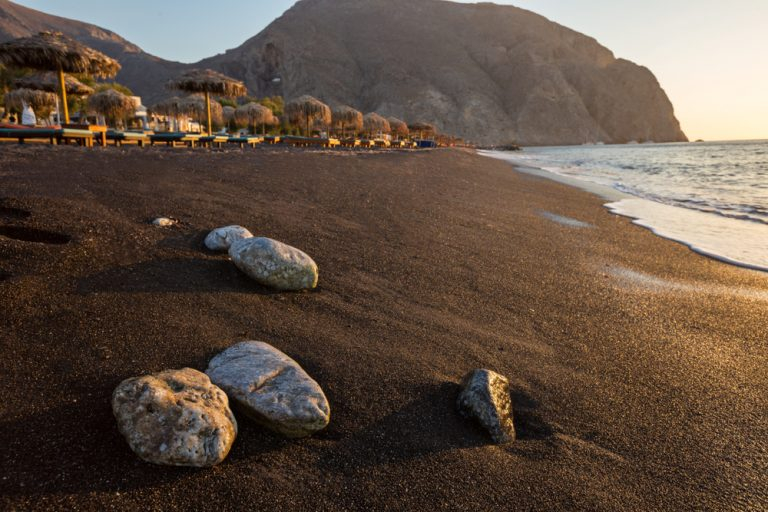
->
11 0 768 142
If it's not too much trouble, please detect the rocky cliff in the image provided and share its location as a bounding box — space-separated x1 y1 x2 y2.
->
200 0 687 145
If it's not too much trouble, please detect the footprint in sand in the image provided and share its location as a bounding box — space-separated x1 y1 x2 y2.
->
0 225 71 245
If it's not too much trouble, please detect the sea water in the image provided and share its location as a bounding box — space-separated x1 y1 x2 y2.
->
479 140 768 272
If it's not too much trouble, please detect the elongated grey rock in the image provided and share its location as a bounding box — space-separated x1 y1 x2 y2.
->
112 368 238 467
456 369 515 444
228 237 318 291
204 225 253 251
206 341 330 438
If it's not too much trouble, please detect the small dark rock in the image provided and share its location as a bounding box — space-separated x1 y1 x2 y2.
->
457 369 515 444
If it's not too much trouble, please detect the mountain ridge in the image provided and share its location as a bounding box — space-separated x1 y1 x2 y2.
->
0 0 687 145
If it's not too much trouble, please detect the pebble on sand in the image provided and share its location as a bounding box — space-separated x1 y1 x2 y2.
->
456 369 516 444
228 237 319 291
112 368 238 467
151 217 177 227
206 341 331 438
204 225 253 251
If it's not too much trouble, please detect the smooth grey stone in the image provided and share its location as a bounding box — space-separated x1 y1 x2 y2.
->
228 237 318 291
204 225 253 251
206 341 330 438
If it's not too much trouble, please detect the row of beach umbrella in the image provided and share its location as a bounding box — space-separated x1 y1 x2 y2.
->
0 31 437 139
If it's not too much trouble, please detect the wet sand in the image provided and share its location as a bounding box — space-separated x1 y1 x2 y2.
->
0 145 766 511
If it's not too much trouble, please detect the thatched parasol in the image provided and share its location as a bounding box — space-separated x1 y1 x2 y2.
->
363 112 391 138
87 88 135 126
0 32 120 123
387 117 409 139
235 102 275 135
14 71 94 96
408 121 437 139
179 93 223 129
332 105 363 139
168 69 246 135
4 88 57 122
285 95 331 137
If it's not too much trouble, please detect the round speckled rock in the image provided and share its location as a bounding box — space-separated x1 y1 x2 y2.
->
456 369 515 444
228 237 318 291
112 368 237 467
204 225 253 251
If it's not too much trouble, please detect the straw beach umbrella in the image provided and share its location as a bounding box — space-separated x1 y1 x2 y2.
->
363 112 391 138
223 105 236 131
387 117 409 140
87 88 135 127
235 102 275 135
285 95 331 137
14 72 94 96
168 69 246 135
0 31 120 123
179 93 223 130
332 105 363 139
4 88 57 123
408 121 437 139
151 96 183 131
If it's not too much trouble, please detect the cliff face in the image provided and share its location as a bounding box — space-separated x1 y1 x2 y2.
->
200 0 687 145
1 0 687 145
0 0 186 105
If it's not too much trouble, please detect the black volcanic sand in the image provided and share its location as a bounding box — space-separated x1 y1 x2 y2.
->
0 145 766 511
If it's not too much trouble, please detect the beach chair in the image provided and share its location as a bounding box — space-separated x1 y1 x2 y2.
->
106 130 150 147
227 136 263 148
149 133 201 148
0 127 94 147
263 135 281 144
199 135 230 148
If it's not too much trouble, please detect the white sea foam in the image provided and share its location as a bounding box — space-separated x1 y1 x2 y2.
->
479 142 768 273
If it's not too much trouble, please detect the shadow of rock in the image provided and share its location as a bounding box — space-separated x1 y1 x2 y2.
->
76 258 281 295
317 382 490 473
511 389 555 441
0 392 192 497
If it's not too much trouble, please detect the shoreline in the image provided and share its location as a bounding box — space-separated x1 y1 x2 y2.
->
1 146 766 510
478 149 768 274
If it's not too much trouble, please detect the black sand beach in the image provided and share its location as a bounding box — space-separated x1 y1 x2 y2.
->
0 146 766 511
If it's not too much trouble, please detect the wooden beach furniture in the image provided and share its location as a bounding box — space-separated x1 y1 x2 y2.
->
283 136 340 148
263 135 281 144
199 135 230 148
0 127 94 147
227 136 263 148
149 133 201 148
63 123 107 146
106 130 150 147
340 138 361 148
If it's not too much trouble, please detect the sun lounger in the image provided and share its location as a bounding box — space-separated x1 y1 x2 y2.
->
106 130 150 147
0 127 94 147
199 135 230 148
340 138 361 148
149 133 201 148
283 136 341 148
227 136 263 148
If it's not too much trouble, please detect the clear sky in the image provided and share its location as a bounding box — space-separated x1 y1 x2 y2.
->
12 0 768 141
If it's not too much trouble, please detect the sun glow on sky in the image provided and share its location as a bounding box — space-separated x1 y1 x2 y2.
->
12 0 768 141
